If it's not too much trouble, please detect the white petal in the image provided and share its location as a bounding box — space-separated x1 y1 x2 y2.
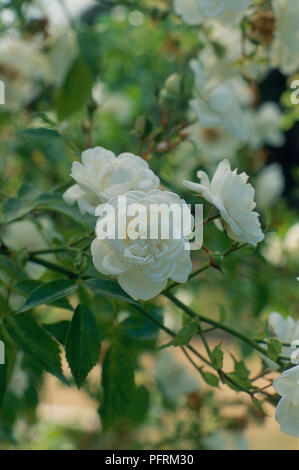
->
118 269 167 301
63 184 84 205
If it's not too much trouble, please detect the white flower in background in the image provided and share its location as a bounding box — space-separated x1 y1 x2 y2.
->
291 341 299 365
246 103 285 150
199 23 269 82
264 312 299 370
261 233 285 267
190 60 248 139
184 159 264 246
0 37 48 110
91 190 193 301
284 224 299 261
36 0 97 32
63 147 160 215
47 29 78 86
155 352 199 404
255 163 285 208
273 365 299 437
186 122 241 163
174 0 252 26
92 81 134 124
271 0 299 74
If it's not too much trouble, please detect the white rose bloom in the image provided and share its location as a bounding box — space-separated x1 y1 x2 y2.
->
174 0 252 26
261 233 285 267
264 312 299 370
186 122 241 163
273 365 299 437
0 37 48 110
255 163 285 208
91 190 193 301
63 147 160 215
190 60 248 139
246 103 285 150
183 159 264 246
271 0 299 74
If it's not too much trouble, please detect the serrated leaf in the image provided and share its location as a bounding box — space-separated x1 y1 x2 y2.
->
100 341 135 429
65 304 101 388
4 314 65 382
84 278 137 305
211 344 224 370
38 199 95 228
17 280 78 313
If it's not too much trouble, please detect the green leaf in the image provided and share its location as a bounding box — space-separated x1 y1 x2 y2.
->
0 329 16 413
226 372 252 392
2 197 36 223
200 370 219 387
125 385 149 426
4 314 65 382
100 341 135 429
84 278 137 305
267 338 282 362
120 307 162 344
218 304 227 323
20 128 61 140
211 344 224 370
252 397 268 416
15 280 73 311
65 304 101 388
43 321 71 346
55 57 93 120
38 199 95 228
17 280 78 313
172 322 198 346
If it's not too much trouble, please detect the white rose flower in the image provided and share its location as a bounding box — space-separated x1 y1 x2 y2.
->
183 159 264 246
263 312 299 370
271 0 299 74
63 147 160 215
273 365 299 437
0 37 48 110
174 0 252 26
190 60 248 139
91 190 193 301
284 223 299 262
255 163 285 208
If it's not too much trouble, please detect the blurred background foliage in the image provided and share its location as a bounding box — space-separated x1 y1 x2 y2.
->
0 0 298 450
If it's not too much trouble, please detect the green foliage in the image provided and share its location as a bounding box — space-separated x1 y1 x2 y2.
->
100 340 136 429
18 280 78 313
4 314 64 382
84 278 137 304
66 304 101 388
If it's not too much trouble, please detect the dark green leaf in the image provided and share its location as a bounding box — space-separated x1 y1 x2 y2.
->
66 304 101 388
0 330 16 413
55 57 93 120
2 197 36 223
4 314 65 382
84 278 137 304
100 341 135 429
15 280 73 311
17 280 78 313
172 322 198 346
43 321 71 346
125 385 149 426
